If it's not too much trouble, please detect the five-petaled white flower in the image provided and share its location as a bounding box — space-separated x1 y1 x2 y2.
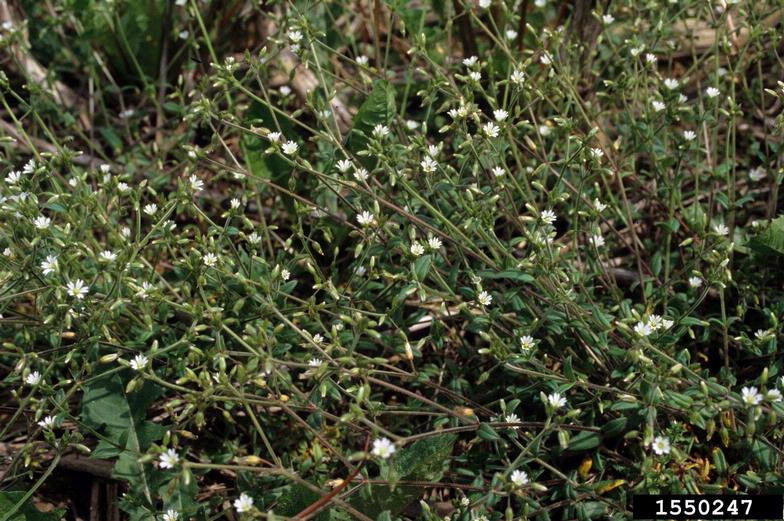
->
741 386 763 406
663 78 679 90
203 252 218 267
99 250 117 262
491 166 505 177
589 234 605 248
688 276 703 288
6 171 21 184
357 211 375 227
428 237 442 250
130 354 149 371
593 199 607 212
282 141 298 155
493 109 508 122
510 69 525 86
336 159 352 173
410 242 425 256
67 279 89 300
234 493 254 513
477 290 492 306
267 131 281 143
749 167 766 182
652 436 671 455
372 124 390 138
482 122 500 138
510 469 529 487
520 335 536 352
26 371 42 386
463 56 478 67
41 255 57 275
546 392 566 409
288 30 303 43
505 413 520 428
353 168 369 182
158 448 180 469
144 203 158 216
162 509 179 521
705 87 720 98
34 216 51 230
308 358 323 367
189 175 204 192
421 157 438 173
602 14 614 24
683 130 696 141
37 415 56 429
713 223 729 236
634 321 652 337
371 437 396 459
540 209 557 225
766 389 782 403
651 100 666 112
590 147 604 159
281 268 291 280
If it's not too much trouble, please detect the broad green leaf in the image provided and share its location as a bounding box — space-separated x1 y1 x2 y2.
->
747 214 784 257
0 492 65 521
347 80 395 167
567 431 601 452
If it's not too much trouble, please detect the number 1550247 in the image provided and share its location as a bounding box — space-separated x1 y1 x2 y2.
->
632 494 783 519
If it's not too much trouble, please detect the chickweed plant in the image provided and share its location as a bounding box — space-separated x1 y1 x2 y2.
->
1 0 784 519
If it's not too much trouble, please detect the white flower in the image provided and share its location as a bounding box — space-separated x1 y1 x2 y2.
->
546 392 566 409
405 120 419 130
493 109 508 122
505 29 518 40
510 69 525 86
683 130 696 141
678 94 688 104
749 167 766 182
234 493 254 513
189 175 204 192
647 314 663 331
66 279 89 300
705 87 720 98
539 52 551 65
428 237 442 250
144 203 158 216
33 216 51 230
478 0 491 8
162 510 179 521
178 30 188 39
6 171 21 184
663 78 679 90
282 141 298 155
130 354 149 371
371 437 396 459
357 211 376 227
645 53 658 64
634 321 652 337
288 30 303 43
688 276 703 288
311 333 324 344
37 415 56 429
356 55 369 66
410 242 425 256
99 250 117 262
477 290 492 306
510 469 529 487
336 159 353 173
372 124 390 138
136 281 154 299
281 268 291 280
741 386 763 406
26 371 42 386
41 255 57 275
279 85 291 96
651 100 666 112
22 159 37 174
491 166 505 177
504 413 520 428
203 252 218 267
308 358 323 367
589 234 605 248
158 448 180 469
247 232 261 244
713 223 729 236
463 56 478 67
427 144 440 157
519 335 536 352
118 182 130 193
602 14 615 24
460 497 470 507
766 389 782 403
661 319 674 330
267 131 281 143
590 147 604 159
540 209 557 225
593 199 607 212
652 436 671 455
469 71 482 82
230 198 242 209
421 157 438 173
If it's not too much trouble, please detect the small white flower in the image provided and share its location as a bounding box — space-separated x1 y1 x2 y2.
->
754 329 772 340
99 250 117 262
230 198 242 209
37 415 56 429
713 223 729 236
539 52 552 65
130 354 149 371
645 53 658 64
282 141 298 155
460 497 471 507
121 226 131 238
6 171 21 184
749 167 766 182
546 392 566 409
504 413 520 428
688 276 703 288
405 120 419 130
66 279 89 300
593 199 607 212
678 94 688 104
540 209 557 225
741 386 763 406
493 109 508 122
118 182 130 193
463 56 478 67
661 319 674 330
652 436 671 455
469 71 482 82
267 131 281 143
421 157 438 173
33 216 51 230
178 30 189 39
247 232 261 244
372 124 390 138
357 211 376 227
336 159 353 173
311 333 324 345
203 252 218 267
234 493 254 513
705 87 720 98
510 69 525 86
663 78 679 90
510 469 529 487
505 29 518 40
683 130 696 141
279 85 291 96
144 203 158 216
308 358 323 367
41 255 57 275
288 30 303 43
590 147 604 159
281 268 291 280
410 242 425 256
651 100 666 112
26 371 42 386
355 55 369 66
371 437 396 459
479 0 491 8
428 237 442 250
589 234 605 248
427 145 440 157
602 14 615 24
158 448 180 469
189 175 204 192
136 282 154 299
162 510 179 521
491 166 505 177
477 290 492 306
634 321 652 337
647 314 663 331
519 335 536 352
766 389 782 403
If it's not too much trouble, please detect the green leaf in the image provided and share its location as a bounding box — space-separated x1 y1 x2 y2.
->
567 431 601 452
477 270 535 283
0 492 65 521
747 214 784 257
347 80 395 167
476 423 501 441
80 371 164 504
